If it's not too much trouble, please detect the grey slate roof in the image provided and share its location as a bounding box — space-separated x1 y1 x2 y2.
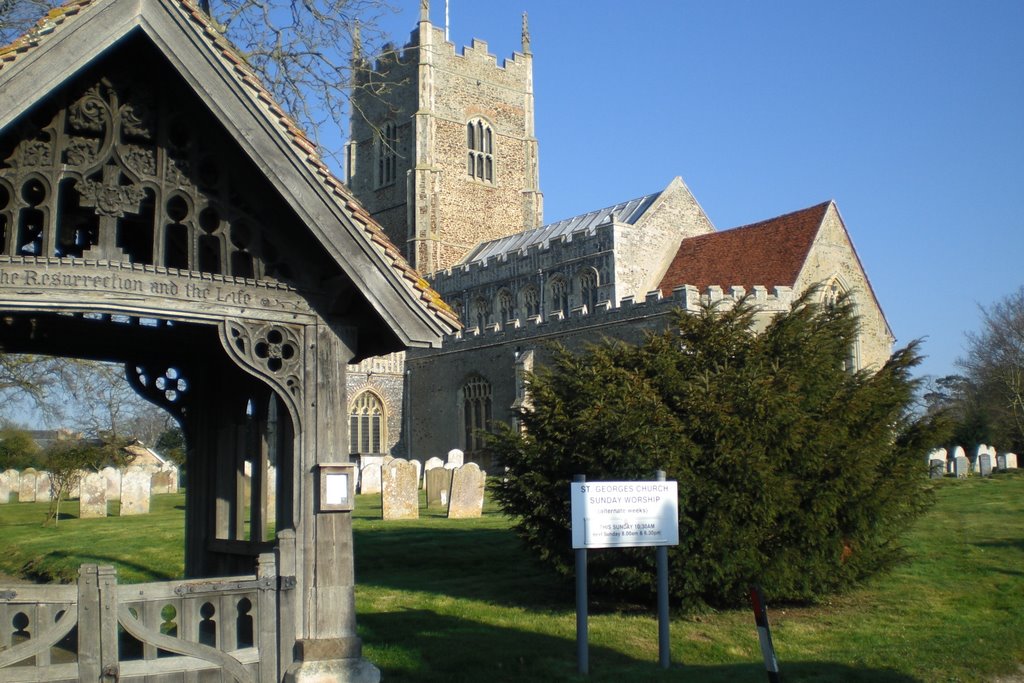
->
459 192 662 265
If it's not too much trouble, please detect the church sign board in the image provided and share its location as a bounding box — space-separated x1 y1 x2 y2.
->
571 480 679 549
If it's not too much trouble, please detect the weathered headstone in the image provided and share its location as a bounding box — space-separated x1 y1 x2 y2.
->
927 448 947 465
167 465 180 494
35 472 52 502
1006 453 1018 469
2 470 19 502
79 472 108 519
447 463 485 519
151 469 173 495
381 458 418 520
0 474 9 504
120 466 152 515
929 459 945 479
411 459 423 488
360 464 382 495
19 468 38 502
954 455 970 479
996 454 1007 471
423 457 444 487
102 466 121 501
447 448 464 468
978 453 993 477
426 467 453 507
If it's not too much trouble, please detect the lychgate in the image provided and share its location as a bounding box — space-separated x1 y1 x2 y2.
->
0 1 459 681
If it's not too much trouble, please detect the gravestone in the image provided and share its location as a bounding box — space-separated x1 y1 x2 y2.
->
1006 453 1018 469
120 466 152 515
68 471 85 500
382 455 395 466
19 468 38 502
79 472 108 519
35 472 52 502
151 469 173 495
0 474 9 504
954 455 970 479
978 453 993 477
411 459 423 489
447 463 486 519
447 448 464 468
167 465 180 493
929 459 945 479
996 454 1007 471
360 464 382 495
102 467 121 501
927 448 947 465
423 457 444 487
381 458 418 520
426 466 453 508
2 470 19 502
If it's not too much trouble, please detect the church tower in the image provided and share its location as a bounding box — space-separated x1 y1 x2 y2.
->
345 1 543 274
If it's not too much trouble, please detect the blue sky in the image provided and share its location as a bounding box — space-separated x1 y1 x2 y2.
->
364 1 1024 381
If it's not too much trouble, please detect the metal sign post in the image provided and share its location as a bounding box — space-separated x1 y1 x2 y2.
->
573 474 589 675
570 473 680 674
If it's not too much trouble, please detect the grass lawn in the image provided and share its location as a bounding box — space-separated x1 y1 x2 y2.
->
2 471 1022 681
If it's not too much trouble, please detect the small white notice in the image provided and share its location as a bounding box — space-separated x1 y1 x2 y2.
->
571 480 679 549
325 473 350 506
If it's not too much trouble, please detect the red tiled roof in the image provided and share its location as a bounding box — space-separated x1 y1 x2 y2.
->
659 201 832 295
0 0 460 331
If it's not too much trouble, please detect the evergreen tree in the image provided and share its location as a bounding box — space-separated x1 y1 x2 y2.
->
490 293 941 609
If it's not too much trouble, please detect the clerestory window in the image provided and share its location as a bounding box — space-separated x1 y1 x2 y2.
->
466 119 494 183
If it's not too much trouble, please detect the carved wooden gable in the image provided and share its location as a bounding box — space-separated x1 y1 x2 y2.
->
0 36 331 290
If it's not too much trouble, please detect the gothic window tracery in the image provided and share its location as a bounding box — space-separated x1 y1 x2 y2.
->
474 296 491 330
461 375 492 454
498 289 514 327
349 391 386 455
579 268 599 313
466 118 494 183
549 276 569 317
522 286 539 318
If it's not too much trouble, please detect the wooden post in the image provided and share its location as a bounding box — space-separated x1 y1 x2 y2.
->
97 565 118 681
257 552 279 683
77 564 101 682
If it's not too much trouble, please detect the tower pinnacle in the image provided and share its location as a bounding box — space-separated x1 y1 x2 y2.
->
522 12 531 54
420 0 429 23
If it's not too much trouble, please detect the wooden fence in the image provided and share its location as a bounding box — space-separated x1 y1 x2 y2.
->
0 553 286 683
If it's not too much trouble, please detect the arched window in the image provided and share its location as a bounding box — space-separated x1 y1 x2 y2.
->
522 286 540 318
462 375 493 453
466 118 494 183
349 391 386 455
498 289 515 327
474 296 491 331
579 268 599 313
376 121 398 187
549 276 569 317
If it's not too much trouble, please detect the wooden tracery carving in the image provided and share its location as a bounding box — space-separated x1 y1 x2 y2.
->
0 55 291 281
219 319 304 427
127 362 192 422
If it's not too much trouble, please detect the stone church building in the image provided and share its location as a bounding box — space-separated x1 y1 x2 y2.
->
346 3 894 467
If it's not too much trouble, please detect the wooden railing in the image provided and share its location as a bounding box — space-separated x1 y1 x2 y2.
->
0 552 285 683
